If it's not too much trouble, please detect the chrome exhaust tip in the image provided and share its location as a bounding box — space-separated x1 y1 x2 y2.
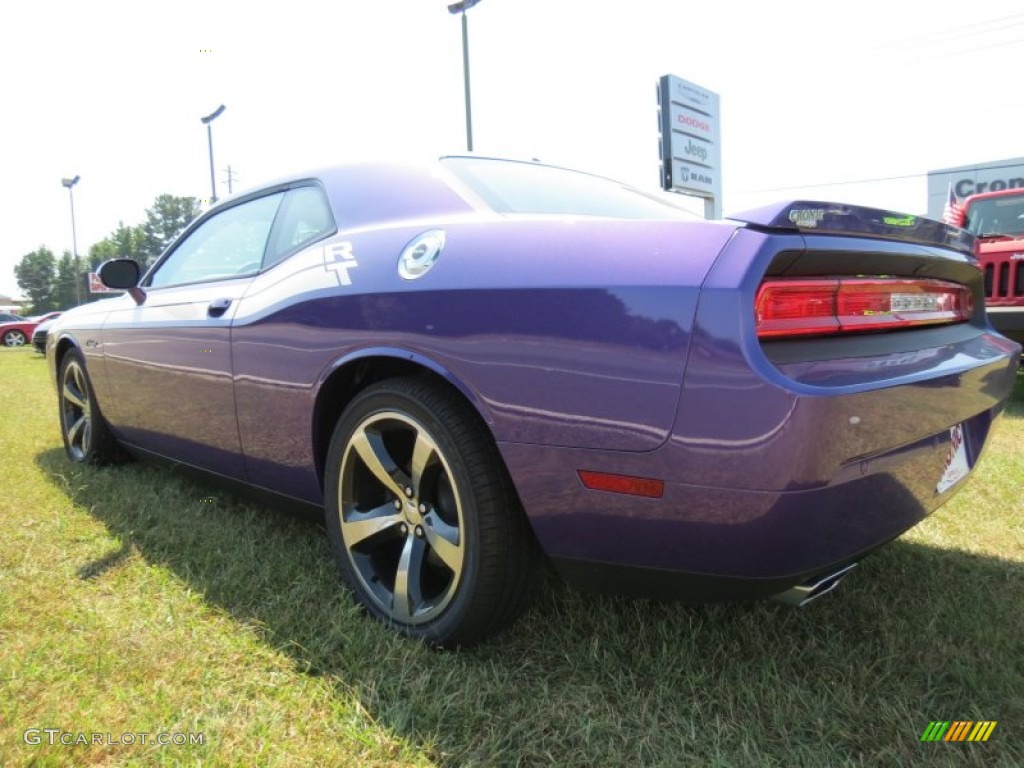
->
772 563 858 607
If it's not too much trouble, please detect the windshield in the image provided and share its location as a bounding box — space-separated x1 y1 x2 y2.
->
963 193 1024 237
442 157 696 220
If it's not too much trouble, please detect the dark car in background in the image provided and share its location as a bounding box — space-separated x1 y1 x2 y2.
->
32 316 60 354
44 157 1021 646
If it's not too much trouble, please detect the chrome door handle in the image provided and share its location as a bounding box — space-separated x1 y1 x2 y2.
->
208 298 232 318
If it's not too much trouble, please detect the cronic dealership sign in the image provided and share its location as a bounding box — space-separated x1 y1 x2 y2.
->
927 157 1024 219
658 74 722 218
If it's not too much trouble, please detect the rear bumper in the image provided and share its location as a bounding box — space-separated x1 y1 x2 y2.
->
551 556 863 603
987 307 1024 346
499 338 1019 600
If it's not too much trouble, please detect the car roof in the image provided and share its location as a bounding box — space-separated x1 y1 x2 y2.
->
207 158 478 231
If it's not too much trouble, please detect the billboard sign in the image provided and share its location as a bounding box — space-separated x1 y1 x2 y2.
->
926 157 1024 219
88 272 121 294
658 74 721 218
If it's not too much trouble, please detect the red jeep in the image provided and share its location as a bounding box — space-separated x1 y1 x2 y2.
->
951 188 1024 347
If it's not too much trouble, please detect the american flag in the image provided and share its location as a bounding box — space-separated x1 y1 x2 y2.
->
942 183 963 226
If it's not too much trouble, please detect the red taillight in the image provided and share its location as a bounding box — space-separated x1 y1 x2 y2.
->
755 278 974 338
754 279 841 337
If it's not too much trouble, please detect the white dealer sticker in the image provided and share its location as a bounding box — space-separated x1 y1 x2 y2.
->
936 424 971 494
788 209 825 228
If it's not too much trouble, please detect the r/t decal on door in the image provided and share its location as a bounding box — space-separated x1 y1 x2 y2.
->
324 242 358 285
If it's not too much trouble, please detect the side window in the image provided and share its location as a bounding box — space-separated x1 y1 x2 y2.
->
148 193 285 288
263 185 336 269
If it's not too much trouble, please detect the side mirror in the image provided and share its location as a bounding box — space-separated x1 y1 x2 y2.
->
98 259 146 305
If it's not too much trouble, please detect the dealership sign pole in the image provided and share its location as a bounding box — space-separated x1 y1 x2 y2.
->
658 75 721 219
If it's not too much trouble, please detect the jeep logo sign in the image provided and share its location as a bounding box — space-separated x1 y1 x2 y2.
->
683 139 708 163
658 74 721 218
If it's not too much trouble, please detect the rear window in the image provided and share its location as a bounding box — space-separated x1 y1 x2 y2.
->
442 157 694 220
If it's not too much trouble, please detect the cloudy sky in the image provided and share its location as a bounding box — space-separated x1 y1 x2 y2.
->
2 0 1022 298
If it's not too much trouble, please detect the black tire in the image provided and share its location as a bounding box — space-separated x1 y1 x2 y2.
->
3 329 26 347
58 349 122 464
324 376 535 648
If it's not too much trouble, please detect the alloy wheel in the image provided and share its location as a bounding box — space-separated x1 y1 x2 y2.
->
60 358 93 461
338 410 465 625
3 330 26 347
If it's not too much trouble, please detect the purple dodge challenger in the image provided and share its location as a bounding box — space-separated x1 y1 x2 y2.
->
47 157 1021 647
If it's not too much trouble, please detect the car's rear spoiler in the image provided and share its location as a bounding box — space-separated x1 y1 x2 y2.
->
727 201 977 258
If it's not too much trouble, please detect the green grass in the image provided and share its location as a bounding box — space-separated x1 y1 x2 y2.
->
1 346 1022 767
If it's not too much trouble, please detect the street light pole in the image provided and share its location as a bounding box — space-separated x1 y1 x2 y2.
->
200 104 226 204
447 0 482 152
61 175 81 305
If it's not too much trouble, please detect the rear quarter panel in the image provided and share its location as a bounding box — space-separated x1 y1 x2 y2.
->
230 217 737 501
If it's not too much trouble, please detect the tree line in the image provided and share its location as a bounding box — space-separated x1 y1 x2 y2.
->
14 194 200 314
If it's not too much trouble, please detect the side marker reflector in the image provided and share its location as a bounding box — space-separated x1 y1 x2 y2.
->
578 470 664 498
